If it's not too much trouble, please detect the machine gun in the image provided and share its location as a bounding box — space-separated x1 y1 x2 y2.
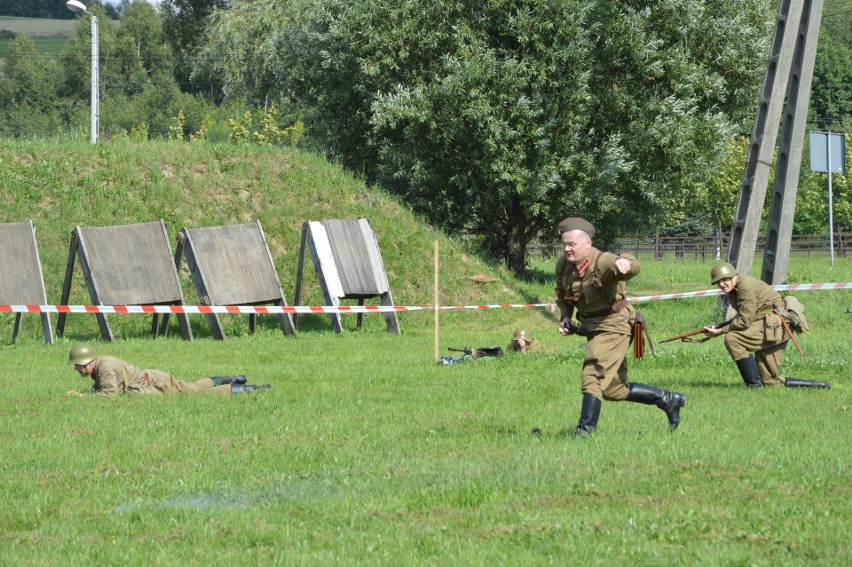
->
448 346 504 358
660 318 734 344
438 346 504 365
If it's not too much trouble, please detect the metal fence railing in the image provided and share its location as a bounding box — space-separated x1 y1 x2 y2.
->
527 233 851 261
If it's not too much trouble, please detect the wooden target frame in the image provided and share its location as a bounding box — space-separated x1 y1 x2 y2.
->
0 221 54 344
57 220 192 341
174 221 295 340
294 218 400 334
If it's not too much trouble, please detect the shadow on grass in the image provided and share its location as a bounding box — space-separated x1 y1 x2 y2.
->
528 426 576 438
517 265 553 286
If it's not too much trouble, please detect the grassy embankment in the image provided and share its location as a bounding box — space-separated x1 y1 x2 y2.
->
1 140 850 565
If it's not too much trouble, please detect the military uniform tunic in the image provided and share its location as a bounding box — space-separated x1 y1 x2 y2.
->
90 356 231 396
555 247 640 400
721 275 789 386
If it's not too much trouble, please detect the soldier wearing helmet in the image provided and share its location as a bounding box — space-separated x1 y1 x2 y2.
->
66 343 272 396
507 328 540 352
553 217 686 436
703 262 830 389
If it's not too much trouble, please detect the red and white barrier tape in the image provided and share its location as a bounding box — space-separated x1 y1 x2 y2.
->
1 283 850 315
630 282 852 303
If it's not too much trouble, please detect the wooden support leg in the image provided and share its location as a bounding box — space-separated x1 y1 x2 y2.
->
381 292 401 334
207 313 226 341
12 313 22 343
41 313 54 345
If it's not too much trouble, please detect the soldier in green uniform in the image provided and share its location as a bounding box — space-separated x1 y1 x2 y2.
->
703 262 831 389
66 343 271 396
507 328 542 353
554 217 685 436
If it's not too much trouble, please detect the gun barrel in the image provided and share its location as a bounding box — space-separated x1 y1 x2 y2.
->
659 329 705 343
660 318 735 344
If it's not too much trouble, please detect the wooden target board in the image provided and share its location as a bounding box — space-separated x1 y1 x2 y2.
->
175 221 295 340
0 221 53 344
57 220 192 341
294 218 400 334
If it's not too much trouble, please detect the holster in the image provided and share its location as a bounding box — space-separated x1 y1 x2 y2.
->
632 312 656 359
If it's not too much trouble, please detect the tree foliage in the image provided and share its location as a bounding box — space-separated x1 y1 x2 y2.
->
810 1 852 132
0 33 61 137
1 0 848 267
195 0 313 105
0 0 118 19
276 0 774 271
56 1 194 139
160 0 231 98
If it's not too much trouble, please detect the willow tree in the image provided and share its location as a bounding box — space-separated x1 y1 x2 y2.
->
207 0 773 272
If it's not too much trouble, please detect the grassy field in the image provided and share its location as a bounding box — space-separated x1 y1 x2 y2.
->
0 16 77 37
1 140 850 565
0 16 76 58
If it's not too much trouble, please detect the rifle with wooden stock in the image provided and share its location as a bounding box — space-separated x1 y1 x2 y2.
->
659 318 734 344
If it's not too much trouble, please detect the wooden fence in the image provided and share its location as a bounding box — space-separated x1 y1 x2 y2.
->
527 233 851 261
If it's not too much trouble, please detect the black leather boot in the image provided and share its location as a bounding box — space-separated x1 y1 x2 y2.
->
210 375 248 386
626 383 686 431
231 383 272 394
574 394 601 437
735 356 763 388
785 377 832 389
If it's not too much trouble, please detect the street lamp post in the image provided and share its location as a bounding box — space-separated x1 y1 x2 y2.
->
66 0 99 144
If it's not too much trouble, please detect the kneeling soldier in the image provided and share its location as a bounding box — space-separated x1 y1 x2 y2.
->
704 262 831 389
66 343 271 396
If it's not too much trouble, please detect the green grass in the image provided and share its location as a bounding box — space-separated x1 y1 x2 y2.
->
1 140 850 565
0 139 536 340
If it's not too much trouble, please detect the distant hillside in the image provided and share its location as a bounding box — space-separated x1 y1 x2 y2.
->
0 16 76 37
0 139 554 337
0 16 76 59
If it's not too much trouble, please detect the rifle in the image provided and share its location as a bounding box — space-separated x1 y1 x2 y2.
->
660 318 734 344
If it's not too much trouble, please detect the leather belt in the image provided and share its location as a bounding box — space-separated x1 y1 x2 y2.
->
579 308 614 320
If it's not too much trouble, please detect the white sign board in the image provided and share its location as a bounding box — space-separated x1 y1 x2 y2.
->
809 131 846 174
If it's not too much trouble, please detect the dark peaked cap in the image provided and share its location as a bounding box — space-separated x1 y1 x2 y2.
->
558 217 596 237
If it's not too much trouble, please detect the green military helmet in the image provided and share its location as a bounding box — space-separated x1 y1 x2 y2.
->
710 261 737 284
68 343 96 366
512 328 533 343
